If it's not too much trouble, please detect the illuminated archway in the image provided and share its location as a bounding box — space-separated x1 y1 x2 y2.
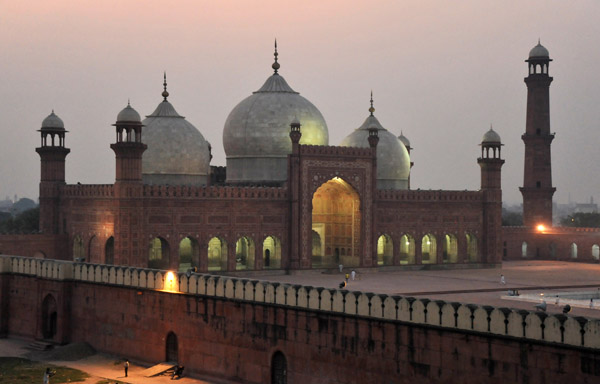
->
263 236 281 269
399 234 415 264
570 243 578 259
149 237 170 270
377 234 393 266
73 235 85 261
521 242 528 258
311 177 360 268
236 236 255 270
466 233 478 262
208 237 228 271
443 234 458 263
179 237 199 272
105 236 114 265
593 244 600 261
421 234 436 264
41 294 57 340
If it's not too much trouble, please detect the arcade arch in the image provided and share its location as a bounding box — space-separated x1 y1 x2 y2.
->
263 236 281 269
179 237 199 272
41 294 57 340
311 177 360 268
466 233 478 262
421 234 436 264
377 234 393 266
521 242 528 258
105 236 114 264
399 234 415 264
236 236 255 270
149 237 170 270
593 244 600 261
208 237 227 271
73 235 85 261
88 235 100 263
570 243 578 259
443 234 458 263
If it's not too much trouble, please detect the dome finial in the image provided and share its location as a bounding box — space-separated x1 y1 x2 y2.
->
368 90 375 116
538 37 541 45
162 71 169 101
272 39 280 74
127 98 131 106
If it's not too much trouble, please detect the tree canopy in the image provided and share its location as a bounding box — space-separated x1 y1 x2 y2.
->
0 207 39 233
560 212 600 228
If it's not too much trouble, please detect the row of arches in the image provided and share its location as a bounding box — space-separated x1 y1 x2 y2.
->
521 242 600 260
376 233 479 265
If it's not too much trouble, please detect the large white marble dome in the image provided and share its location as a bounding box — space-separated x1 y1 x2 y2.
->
142 80 211 186
223 49 328 184
340 105 410 190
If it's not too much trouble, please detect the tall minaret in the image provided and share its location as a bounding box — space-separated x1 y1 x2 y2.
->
36 111 70 234
520 40 555 227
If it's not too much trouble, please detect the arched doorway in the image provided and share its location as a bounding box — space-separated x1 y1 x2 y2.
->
521 242 528 258
377 234 393 266
263 236 282 269
149 237 170 269
399 234 415 264
208 237 228 271
41 294 57 340
466 233 478 262
443 234 458 263
311 177 360 268
179 237 199 272
88 235 100 263
549 243 557 259
166 332 178 363
73 235 85 261
593 244 600 261
421 234 436 264
105 237 114 265
271 351 287 384
235 237 255 270
570 243 578 259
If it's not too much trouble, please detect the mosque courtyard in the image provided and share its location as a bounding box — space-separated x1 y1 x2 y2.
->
250 260 600 318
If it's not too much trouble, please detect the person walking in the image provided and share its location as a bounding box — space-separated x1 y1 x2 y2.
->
339 264 343 273
345 273 349 283
124 360 129 377
500 274 506 285
43 368 55 384
351 270 356 281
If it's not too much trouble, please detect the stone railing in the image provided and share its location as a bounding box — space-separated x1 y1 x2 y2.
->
2 255 599 349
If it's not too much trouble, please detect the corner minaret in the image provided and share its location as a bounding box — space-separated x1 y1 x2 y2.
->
478 126 504 264
36 111 70 234
520 40 555 227
110 102 147 184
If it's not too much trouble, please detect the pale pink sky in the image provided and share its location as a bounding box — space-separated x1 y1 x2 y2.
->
1 1 599 205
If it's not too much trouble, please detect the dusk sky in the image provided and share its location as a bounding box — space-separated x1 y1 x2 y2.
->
1 1 599 206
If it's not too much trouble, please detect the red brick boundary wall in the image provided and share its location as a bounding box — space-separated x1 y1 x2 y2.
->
2 256 600 383
0 234 68 260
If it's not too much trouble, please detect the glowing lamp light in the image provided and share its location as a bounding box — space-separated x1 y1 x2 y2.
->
164 271 178 293
536 224 546 232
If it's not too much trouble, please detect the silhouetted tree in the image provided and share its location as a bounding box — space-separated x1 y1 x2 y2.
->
0 207 39 233
502 208 523 226
560 212 600 228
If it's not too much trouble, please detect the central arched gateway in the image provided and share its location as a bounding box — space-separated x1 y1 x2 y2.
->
311 177 361 268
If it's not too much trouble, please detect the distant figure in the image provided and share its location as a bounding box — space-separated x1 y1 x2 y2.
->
338 281 346 289
172 365 184 380
339 264 343 273
124 360 129 377
535 301 547 312
43 368 55 384
345 273 349 283
500 274 506 285
591 298 594 308
555 295 560 305
351 270 356 281
562 304 571 314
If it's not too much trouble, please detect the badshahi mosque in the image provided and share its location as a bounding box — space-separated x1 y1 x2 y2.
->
2 41 595 271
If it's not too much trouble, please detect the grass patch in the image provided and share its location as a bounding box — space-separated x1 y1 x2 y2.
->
0 357 89 383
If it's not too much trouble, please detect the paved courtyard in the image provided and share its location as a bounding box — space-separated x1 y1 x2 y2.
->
253 260 600 318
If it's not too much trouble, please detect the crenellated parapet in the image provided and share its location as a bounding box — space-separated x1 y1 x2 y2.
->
4 255 600 349
377 189 482 202
61 184 115 197
142 185 288 199
299 144 373 158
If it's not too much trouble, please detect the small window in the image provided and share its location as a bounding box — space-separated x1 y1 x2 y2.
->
536 129 541 135
536 181 541 188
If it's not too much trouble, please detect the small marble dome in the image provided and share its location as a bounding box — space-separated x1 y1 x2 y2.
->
529 41 549 59
41 111 65 131
116 102 141 123
398 131 411 150
482 127 501 144
223 45 328 184
340 103 410 190
142 78 211 186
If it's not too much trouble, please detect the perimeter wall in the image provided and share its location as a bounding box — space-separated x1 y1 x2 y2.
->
1 255 600 383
